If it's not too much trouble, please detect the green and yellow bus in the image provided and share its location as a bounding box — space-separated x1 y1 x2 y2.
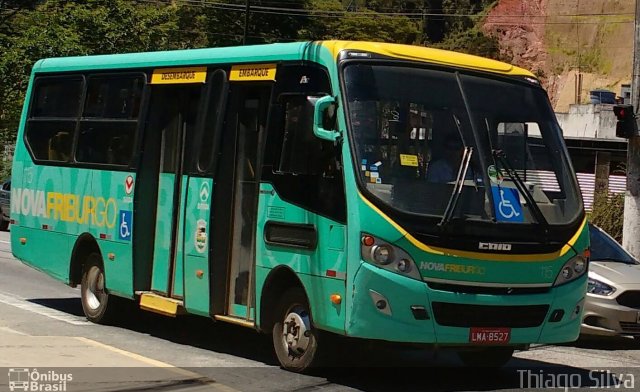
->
11 41 588 371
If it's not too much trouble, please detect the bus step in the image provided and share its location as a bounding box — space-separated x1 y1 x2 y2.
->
139 292 185 317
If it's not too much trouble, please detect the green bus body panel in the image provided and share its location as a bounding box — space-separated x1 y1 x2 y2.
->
256 183 347 276
349 262 586 343
151 173 176 293
12 226 72 283
11 164 136 297
183 177 213 316
99 239 135 298
255 182 347 333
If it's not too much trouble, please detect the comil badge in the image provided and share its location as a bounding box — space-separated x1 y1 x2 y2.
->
125 175 134 195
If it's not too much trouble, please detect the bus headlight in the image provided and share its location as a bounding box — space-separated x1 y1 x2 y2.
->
361 233 421 280
371 245 393 265
397 259 411 273
554 254 588 286
573 258 586 274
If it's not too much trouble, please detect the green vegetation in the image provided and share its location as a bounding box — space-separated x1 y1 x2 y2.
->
590 192 625 243
0 0 502 175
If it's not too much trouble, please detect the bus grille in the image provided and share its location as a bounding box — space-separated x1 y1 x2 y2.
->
427 282 550 295
616 291 640 309
431 302 549 328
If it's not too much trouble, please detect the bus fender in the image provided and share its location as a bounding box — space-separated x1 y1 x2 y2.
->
68 233 101 287
258 265 307 333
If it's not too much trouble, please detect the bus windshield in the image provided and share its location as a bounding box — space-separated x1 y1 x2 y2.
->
344 63 582 226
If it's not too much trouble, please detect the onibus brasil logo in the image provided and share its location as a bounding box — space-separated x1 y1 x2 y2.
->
8 368 72 392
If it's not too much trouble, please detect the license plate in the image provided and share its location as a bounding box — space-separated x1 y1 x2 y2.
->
469 327 511 344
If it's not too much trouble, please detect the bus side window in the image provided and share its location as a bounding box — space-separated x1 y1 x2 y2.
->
76 122 136 166
25 121 76 162
75 74 144 167
25 76 83 162
48 131 71 161
196 69 228 174
83 75 143 119
276 95 319 175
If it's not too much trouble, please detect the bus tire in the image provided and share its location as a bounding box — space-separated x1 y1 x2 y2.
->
457 347 514 367
272 287 323 372
80 253 118 324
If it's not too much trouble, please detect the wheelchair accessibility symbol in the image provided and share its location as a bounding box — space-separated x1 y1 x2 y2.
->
118 210 132 241
491 186 523 222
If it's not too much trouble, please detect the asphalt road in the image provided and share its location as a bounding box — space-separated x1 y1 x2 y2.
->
0 229 639 392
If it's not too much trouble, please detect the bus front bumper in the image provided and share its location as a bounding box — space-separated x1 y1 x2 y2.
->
347 262 586 345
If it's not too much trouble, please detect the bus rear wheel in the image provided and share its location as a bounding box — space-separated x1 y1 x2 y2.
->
80 253 118 324
457 347 514 368
272 287 323 372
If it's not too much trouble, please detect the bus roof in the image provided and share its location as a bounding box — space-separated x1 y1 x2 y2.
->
34 40 533 77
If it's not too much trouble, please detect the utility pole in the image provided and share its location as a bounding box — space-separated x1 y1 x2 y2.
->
243 0 250 45
622 0 640 256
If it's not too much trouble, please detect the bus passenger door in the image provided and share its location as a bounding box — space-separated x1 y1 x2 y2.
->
210 84 271 321
144 85 202 298
182 70 228 316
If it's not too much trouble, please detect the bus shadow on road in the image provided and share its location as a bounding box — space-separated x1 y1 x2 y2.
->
23 297 638 391
566 335 640 351
115 304 280 365
319 362 637 392
27 297 86 317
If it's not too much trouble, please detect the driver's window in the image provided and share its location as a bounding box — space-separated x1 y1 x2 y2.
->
276 95 324 175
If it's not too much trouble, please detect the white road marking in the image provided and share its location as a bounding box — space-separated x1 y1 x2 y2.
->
0 240 10 244
76 338 242 391
0 291 88 326
0 326 28 335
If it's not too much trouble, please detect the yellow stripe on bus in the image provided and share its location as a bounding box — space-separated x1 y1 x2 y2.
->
359 192 586 262
320 41 534 77
230 63 277 81
151 67 207 84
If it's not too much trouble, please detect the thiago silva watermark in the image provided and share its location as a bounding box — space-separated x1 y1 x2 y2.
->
7 368 72 392
518 369 636 391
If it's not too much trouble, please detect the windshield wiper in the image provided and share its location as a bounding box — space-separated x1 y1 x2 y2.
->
439 145 473 227
493 149 549 229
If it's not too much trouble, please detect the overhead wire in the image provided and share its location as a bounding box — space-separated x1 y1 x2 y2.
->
132 0 635 19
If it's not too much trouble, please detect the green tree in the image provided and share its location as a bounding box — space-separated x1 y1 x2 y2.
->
302 0 420 43
435 27 505 60
0 0 208 175
590 192 625 243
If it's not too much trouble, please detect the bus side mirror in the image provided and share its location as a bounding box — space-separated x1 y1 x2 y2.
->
614 104 638 138
313 95 339 141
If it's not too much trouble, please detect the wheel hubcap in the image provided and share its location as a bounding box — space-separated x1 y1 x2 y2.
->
86 266 106 310
281 306 311 356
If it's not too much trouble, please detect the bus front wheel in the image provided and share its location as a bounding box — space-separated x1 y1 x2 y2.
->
272 287 323 372
80 253 118 324
457 347 514 367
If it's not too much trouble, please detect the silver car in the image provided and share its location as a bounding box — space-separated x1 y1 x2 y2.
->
581 224 640 340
